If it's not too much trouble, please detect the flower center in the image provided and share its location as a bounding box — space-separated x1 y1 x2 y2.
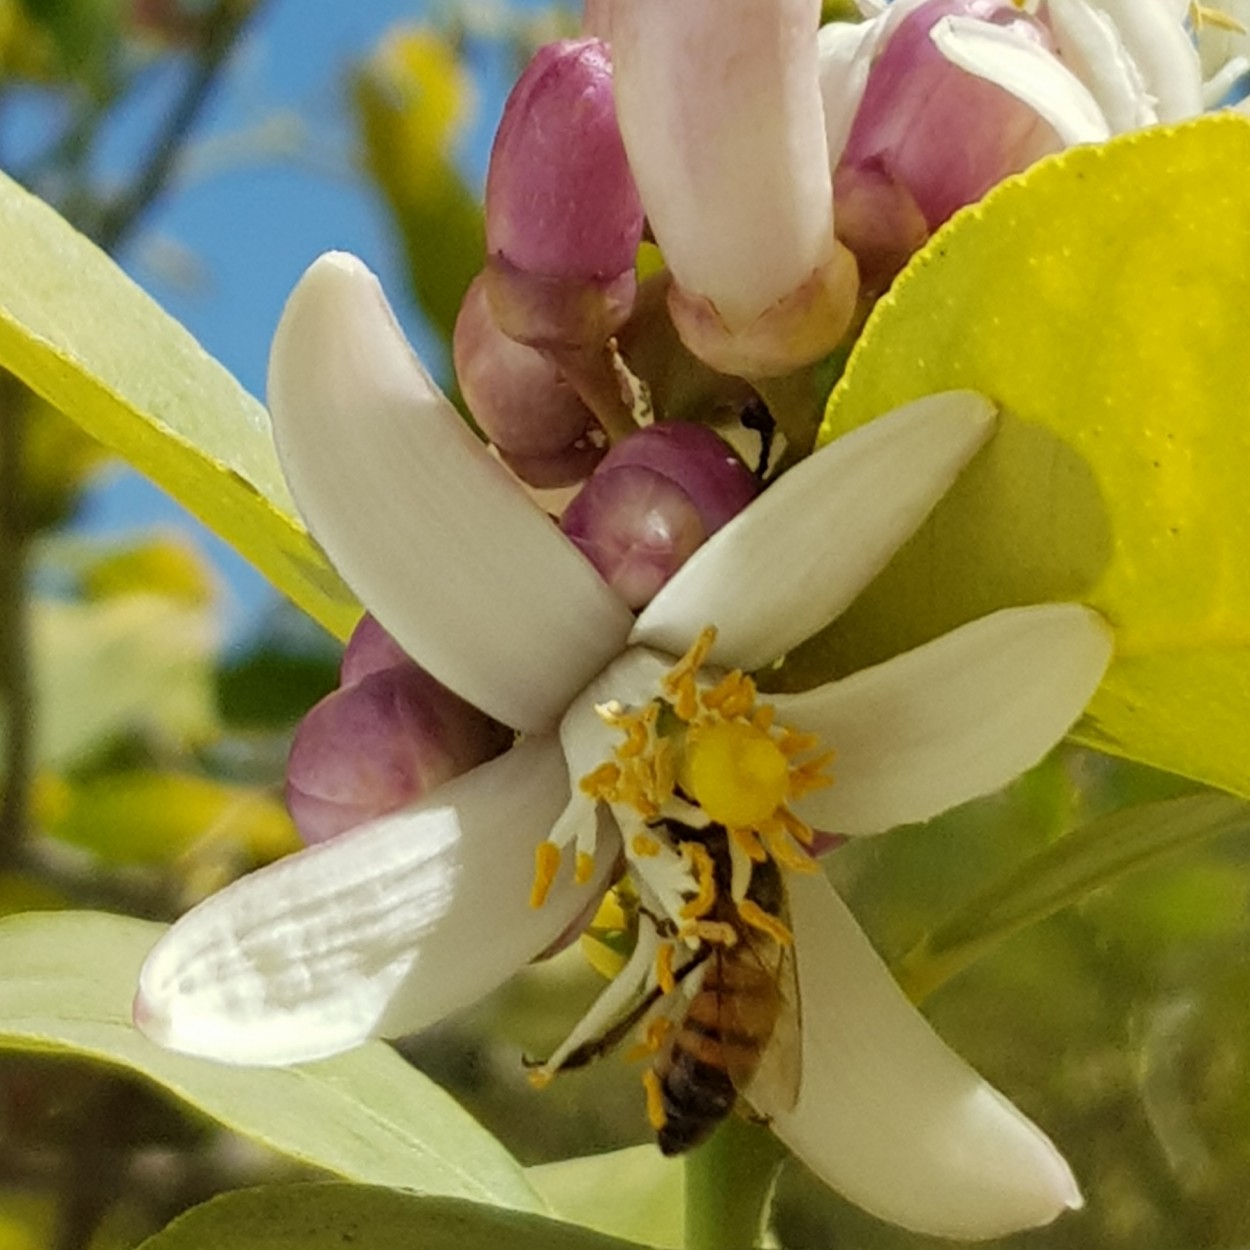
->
680 720 791 829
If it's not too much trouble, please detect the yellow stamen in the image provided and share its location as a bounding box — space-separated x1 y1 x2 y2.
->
776 807 815 847
737 898 794 946
643 1068 667 1130
530 841 561 909
579 760 622 801
761 819 819 874
730 826 768 862
631 832 662 857
679 842 718 919
528 1067 555 1090
655 941 677 995
626 1015 672 1061
778 728 822 757
575 851 596 885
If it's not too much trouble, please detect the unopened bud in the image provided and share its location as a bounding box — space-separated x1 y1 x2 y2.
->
561 424 757 607
484 38 643 350
454 275 604 486
835 0 1061 285
286 660 511 844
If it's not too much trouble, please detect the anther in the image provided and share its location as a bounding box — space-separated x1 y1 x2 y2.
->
643 1068 667 1130
575 851 597 884
530 841 562 908
631 832 663 857
655 941 677 994
736 898 794 946
678 842 717 919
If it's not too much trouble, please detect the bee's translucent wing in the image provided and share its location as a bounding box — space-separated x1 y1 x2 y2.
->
731 927 802 1113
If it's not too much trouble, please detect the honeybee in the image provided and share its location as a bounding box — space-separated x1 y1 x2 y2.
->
546 825 802 1154
650 831 801 1155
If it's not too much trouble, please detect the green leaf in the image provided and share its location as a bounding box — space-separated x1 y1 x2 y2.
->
893 791 1250 1003
807 115 1250 799
138 1184 649 1250
0 169 359 638
528 1147 684 1250
0 911 542 1212
29 594 216 767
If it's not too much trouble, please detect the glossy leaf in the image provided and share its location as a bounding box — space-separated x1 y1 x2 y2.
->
0 912 542 1212
805 115 1250 798
138 1185 650 1250
0 169 358 638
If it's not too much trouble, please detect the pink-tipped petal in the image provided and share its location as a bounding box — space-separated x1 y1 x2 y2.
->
611 0 836 332
267 253 633 734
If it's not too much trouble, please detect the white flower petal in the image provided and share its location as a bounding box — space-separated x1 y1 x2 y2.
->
610 0 835 329
1084 0 1203 120
631 392 995 672
267 252 633 734
135 738 619 1065
1045 0 1158 131
779 604 1113 835
759 872 1083 1239
932 15 1113 144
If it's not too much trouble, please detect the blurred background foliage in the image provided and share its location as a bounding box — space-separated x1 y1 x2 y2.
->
0 2 1246 1249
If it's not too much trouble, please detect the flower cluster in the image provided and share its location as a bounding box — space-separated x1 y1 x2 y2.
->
130 0 1152 1238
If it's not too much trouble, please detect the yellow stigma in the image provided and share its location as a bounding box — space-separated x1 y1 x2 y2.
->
680 720 792 829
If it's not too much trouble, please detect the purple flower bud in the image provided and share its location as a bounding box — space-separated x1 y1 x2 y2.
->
454 275 602 471
599 422 758 534
561 424 757 607
484 38 644 349
286 663 511 844
836 0 1061 278
339 613 410 686
498 434 608 490
561 465 705 609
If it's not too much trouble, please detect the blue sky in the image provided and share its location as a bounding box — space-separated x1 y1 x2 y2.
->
73 0 539 634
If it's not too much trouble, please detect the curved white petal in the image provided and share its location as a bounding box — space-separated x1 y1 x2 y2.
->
1085 0 1203 120
818 17 887 169
610 0 834 329
268 252 633 734
135 738 619 1065
778 605 1113 835
1045 0 1157 131
932 16 1112 145
631 392 995 672
758 873 1083 1238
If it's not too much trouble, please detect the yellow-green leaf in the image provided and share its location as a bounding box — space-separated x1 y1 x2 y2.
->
0 912 543 1212
810 115 1250 798
0 170 359 638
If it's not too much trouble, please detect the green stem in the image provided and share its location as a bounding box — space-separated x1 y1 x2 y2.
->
752 348 848 464
0 373 31 869
684 1115 787 1250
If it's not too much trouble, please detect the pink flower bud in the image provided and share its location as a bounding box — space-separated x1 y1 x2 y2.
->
598 422 758 534
286 663 511 845
454 275 603 477
836 0 1061 281
560 424 757 607
484 38 644 349
339 613 410 686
